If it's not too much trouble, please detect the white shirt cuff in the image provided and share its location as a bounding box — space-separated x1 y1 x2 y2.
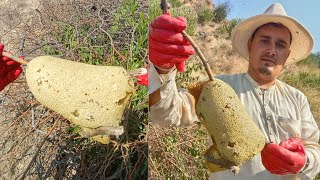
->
148 63 177 94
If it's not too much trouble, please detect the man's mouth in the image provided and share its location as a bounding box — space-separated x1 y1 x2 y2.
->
261 57 276 64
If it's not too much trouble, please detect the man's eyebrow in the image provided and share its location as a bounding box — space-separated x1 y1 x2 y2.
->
260 35 270 39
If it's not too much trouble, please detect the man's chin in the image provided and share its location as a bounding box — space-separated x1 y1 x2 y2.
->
258 66 273 76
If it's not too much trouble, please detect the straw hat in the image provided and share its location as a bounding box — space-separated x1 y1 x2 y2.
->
231 3 314 65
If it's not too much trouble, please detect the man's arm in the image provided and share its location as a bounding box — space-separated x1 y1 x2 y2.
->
149 66 172 106
148 14 198 126
149 64 198 126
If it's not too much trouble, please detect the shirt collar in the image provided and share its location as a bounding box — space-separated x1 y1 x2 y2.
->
245 73 277 91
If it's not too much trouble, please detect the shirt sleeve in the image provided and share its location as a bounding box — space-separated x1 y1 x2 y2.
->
298 93 320 179
149 64 199 127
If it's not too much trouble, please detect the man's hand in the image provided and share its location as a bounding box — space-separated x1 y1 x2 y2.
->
261 137 306 175
149 13 195 72
0 44 23 91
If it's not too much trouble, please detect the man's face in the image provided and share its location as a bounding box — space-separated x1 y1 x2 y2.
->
247 24 291 84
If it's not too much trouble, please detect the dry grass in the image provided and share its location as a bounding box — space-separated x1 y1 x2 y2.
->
280 65 320 126
148 123 210 179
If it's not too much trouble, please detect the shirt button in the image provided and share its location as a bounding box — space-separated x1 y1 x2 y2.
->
267 116 271 120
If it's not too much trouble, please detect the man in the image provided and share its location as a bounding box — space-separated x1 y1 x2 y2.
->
0 43 22 91
149 3 320 180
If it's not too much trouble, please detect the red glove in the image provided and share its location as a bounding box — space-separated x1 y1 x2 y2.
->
136 70 148 86
261 137 306 175
0 44 23 91
149 13 195 72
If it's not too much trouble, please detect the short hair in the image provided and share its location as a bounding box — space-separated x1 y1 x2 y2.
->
251 22 292 45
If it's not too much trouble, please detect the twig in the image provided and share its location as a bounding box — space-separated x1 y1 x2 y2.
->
35 9 44 28
2 51 28 65
19 38 25 56
19 118 61 180
24 42 57 56
129 23 139 64
181 31 214 81
97 6 126 61
148 154 161 177
128 152 142 179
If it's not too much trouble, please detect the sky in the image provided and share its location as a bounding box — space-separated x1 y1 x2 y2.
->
216 0 320 53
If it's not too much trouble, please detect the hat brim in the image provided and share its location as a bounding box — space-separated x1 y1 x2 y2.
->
231 14 314 65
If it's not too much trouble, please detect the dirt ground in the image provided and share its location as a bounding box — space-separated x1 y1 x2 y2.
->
0 1 42 178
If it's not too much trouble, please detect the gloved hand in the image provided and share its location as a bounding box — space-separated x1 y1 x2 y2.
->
0 44 23 91
136 70 148 86
149 13 195 72
261 137 306 175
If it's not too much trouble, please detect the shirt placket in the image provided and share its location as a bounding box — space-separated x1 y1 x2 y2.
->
261 89 276 143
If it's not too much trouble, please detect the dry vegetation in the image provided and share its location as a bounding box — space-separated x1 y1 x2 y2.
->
0 0 148 179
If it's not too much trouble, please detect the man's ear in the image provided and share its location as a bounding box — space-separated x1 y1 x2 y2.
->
247 38 252 53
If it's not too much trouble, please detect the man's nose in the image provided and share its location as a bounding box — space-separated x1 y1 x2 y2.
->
266 43 276 56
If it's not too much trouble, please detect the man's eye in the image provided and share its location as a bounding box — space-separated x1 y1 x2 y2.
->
276 43 286 49
261 39 268 44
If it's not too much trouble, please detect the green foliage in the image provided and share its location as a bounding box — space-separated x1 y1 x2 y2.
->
197 6 214 25
148 0 162 21
172 6 197 35
217 18 242 39
283 71 320 88
68 125 81 134
45 0 148 67
149 0 197 35
169 0 183 8
298 53 320 67
286 53 320 97
176 58 203 87
212 1 230 23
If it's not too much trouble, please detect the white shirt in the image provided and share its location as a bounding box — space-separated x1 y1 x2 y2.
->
149 64 320 180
